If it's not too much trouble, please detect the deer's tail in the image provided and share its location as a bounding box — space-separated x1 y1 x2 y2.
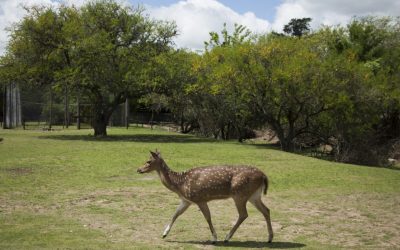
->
263 175 269 195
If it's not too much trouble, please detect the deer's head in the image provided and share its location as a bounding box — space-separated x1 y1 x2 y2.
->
137 150 162 174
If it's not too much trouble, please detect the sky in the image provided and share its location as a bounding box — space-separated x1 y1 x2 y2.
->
0 0 399 54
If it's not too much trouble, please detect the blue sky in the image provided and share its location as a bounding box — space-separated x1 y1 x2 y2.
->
217 0 283 21
133 0 283 21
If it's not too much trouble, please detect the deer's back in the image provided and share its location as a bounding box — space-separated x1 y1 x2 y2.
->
181 165 266 203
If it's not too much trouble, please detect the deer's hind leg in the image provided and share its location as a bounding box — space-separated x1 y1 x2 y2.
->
224 197 248 242
249 187 274 243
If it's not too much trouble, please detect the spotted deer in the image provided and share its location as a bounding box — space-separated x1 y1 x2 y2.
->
137 150 273 243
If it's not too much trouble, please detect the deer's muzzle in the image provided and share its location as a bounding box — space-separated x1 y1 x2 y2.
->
137 165 150 174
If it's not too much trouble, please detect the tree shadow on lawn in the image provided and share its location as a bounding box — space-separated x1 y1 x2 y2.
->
249 143 400 171
38 134 216 143
167 240 306 249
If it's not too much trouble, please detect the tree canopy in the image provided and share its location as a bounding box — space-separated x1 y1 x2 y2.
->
283 17 312 37
1 0 177 136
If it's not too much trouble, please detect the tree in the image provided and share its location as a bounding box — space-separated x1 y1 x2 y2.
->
347 17 400 140
204 23 252 50
317 17 400 164
160 50 199 133
193 24 256 141
204 33 368 151
2 0 177 136
242 35 337 150
283 17 312 37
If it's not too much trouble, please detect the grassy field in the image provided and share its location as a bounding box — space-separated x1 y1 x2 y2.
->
1 127 399 249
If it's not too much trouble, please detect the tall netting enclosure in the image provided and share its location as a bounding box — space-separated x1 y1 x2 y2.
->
0 84 92 130
2 83 22 128
1 84 173 130
18 85 94 130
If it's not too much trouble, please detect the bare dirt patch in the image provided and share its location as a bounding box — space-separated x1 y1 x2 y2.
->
274 192 400 248
3 184 398 249
4 167 33 176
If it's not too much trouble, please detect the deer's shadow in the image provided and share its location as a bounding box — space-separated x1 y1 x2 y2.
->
167 240 306 249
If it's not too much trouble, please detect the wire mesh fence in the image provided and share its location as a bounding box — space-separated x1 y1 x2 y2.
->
1 84 174 130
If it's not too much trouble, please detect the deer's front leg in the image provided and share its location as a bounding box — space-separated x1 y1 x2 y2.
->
163 199 191 238
197 202 218 244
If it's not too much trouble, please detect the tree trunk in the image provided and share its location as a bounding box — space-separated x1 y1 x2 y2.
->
150 110 154 130
280 139 295 152
180 112 185 133
276 128 295 152
93 111 109 136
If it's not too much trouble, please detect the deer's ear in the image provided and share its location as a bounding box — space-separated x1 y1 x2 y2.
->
150 151 159 159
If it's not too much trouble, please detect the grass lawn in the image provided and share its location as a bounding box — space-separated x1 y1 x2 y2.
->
1 127 399 249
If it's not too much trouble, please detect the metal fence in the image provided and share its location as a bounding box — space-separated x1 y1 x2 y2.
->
1 84 174 130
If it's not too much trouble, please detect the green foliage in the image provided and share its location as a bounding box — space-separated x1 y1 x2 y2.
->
204 23 252 50
318 17 400 164
1 0 177 136
283 17 312 37
176 16 400 164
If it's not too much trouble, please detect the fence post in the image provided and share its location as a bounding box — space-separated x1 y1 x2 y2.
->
125 97 129 129
49 86 53 130
77 90 80 130
2 84 6 129
64 85 69 128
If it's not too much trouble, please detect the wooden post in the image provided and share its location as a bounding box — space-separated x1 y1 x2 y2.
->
90 103 93 128
2 84 6 129
49 86 53 130
64 85 69 128
16 83 21 128
125 97 129 129
77 90 81 130
5 83 10 128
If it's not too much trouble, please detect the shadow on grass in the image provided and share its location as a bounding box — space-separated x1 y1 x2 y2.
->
167 240 306 249
249 142 400 171
38 134 216 143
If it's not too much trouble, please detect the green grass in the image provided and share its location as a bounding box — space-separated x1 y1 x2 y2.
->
1 127 399 249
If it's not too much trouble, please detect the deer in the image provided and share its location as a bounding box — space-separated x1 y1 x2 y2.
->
137 150 273 243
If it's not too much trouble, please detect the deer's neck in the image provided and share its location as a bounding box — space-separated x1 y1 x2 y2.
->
156 160 185 193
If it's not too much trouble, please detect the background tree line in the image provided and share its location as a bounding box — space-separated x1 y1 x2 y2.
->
0 0 399 166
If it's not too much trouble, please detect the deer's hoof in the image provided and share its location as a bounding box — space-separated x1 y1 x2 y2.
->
211 240 216 245
223 240 229 244
162 235 167 239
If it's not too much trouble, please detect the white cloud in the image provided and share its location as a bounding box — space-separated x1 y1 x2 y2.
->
272 0 400 32
147 0 270 51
